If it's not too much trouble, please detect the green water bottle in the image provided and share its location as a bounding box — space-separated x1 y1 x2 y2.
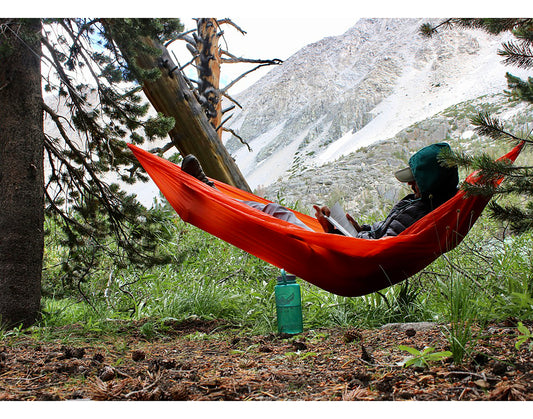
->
275 270 303 334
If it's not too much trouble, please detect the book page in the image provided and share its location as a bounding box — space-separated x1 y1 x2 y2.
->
324 202 358 237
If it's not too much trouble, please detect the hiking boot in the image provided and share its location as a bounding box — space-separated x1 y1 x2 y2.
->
181 155 215 187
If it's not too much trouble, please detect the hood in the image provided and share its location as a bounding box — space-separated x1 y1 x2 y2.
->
408 142 459 196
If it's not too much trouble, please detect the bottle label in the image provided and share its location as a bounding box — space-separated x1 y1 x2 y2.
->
275 291 295 306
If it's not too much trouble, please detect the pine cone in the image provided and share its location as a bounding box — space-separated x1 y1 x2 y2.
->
343 329 363 343
169 383 189 401
99 365 116 382
131 350 146 362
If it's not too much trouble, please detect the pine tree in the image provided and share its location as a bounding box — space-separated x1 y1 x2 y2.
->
1 18 281 319
0 19 43 327
421 18 533 233
0 18 190 316
40 19 188 290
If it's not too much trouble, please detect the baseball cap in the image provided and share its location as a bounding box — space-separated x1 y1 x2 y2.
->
394 166 415 183
394 143 457 195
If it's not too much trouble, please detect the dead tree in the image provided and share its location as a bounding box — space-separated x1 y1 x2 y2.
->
195 18 224 137
135 37 251 191
106 18 282 191
174 18 282 142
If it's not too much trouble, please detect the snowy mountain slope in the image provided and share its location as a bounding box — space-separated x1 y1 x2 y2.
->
257 92 532 218
223 18 525 190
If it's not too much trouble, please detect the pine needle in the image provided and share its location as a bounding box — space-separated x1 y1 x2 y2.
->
498 41 533 69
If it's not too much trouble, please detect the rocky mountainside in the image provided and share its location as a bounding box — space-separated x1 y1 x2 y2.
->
257 94 532 219
223 18 530 213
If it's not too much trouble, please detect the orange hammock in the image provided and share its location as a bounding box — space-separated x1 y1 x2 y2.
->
129 142 524 297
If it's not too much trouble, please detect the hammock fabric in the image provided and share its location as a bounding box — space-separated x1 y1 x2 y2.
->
129 142 524 297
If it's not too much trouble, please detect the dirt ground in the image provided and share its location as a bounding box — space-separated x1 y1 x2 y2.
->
0 318 532 401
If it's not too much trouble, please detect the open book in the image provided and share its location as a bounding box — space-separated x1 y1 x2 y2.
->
323 202 358 237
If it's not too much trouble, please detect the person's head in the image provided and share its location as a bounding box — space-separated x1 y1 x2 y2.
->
394 142 459 202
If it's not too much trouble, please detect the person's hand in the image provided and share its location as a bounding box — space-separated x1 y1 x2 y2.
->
346 213 362 232
313 205 332 233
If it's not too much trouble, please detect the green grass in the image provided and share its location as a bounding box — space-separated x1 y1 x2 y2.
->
18 211 532 354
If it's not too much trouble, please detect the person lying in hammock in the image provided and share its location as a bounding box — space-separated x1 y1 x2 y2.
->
315 142 460 238
181 142 459 238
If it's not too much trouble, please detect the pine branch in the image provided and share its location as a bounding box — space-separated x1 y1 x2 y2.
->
461 182 497 197
44 186 92 235
42 102 129 239
420 18 533 38
419 18 533 233
419 19 453 37
471 111 533 145
505 72 533 104
513 22 533 46
471 111 508 140
454 18 528 34
498 41 533 69
488 201 533 234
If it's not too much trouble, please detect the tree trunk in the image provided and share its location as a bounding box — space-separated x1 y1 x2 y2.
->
196 18 223 138
135 38 251 192
0 19 44 327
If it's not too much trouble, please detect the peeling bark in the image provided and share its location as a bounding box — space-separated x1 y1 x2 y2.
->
196 18 223 138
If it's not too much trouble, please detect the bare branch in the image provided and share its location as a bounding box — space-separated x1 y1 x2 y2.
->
222 104 235 114
163 28 196 47
222 62 280 93
220 49 283 65
185 42 198 57
148 141 174 155
216 18 247 35
221 91 242 109
215 113 233 131
222 127 251 152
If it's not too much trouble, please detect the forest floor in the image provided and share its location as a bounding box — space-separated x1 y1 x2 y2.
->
0 318 532 402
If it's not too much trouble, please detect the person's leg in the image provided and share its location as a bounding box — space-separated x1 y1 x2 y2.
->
241 201 313 231
181 155 215 187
